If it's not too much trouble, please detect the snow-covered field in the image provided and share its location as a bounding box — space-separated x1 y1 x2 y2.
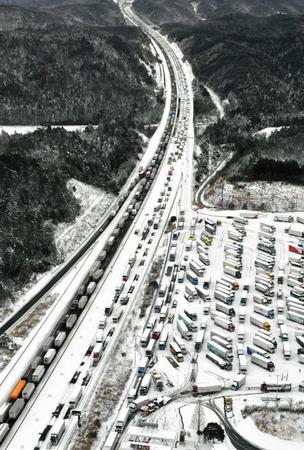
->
205 179 304 212
55 179 115 259
0 125 96 135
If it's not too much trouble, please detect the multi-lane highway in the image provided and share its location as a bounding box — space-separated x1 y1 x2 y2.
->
0 1 195 449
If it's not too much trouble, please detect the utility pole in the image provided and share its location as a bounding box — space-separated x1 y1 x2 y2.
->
197 399 201 435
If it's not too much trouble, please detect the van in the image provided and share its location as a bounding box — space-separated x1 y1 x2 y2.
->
98 316 107 329
69 386 82 408
32 365 45 384
113 310 123 323
44 348 56 365
22 382 35 400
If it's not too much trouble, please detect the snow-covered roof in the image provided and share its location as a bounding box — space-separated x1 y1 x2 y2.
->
127 426 177 442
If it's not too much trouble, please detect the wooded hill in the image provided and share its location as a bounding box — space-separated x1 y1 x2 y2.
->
0 1 162 302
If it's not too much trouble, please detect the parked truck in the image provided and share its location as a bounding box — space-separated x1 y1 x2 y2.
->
274 214 293 222
215 302 235 317
185 284 198 299
207 340 233 361
231 374 246 390
211 329 232 343
251 353 275 371
253 304 274 319
253 336 275 353
250 315 271 331
196 285 211 302
214 316 235 332
223 266 241 278
192 383 222 396
177 319 192 340
214 290 233 305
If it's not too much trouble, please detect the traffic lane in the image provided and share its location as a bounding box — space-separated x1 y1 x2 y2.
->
206 404 263 450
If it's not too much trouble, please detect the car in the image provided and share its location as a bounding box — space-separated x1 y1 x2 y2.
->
140 259 145 266
168 314 174 323
70 371 81 384
183 255 189 261
107 327 115 337
52 403 64 418
172 299 177 307
120 295 129 305
128 285 135 293
148 239 152 244
144 249 148 256
133 274 139 281
277 289 283 299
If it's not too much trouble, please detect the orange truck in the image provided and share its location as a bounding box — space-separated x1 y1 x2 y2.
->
10 379 26 400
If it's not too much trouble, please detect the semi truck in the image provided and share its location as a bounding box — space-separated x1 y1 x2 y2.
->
247 344 271 359
192 383 222 396
32 365 45 383
231 374 246 390
223 266 241 278
260 382 292 392
214 316 235 332
251 353 275 371
207 340 233 360
287 310 304 325
177 319 192 340
69 386 83 408
66 313 77 329
54 331 66 348
185 284 198 299
253 304 274 319
253 336 275 353
9 398 25 420
44 348 56 365
215 302 235 317
50 420 66 446
274 214 293 222
22 382 35 400
255 330 277 347
250 315 271 331
178 313 197 332
0 424 9 445
211 329 233 343
288 226 304 238
206 352 232 371
196 285 211 302
214 290 233 305
228 230 243 242
211 334 232 350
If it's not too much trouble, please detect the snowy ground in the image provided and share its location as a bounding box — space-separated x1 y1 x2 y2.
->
55 179 115 259
254 127 288 138
0 125 96 135
205 179 304 212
